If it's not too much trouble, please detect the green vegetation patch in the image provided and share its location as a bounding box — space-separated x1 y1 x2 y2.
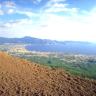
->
22 55 96 79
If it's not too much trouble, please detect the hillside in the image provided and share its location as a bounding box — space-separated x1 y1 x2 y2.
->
0 52 96 96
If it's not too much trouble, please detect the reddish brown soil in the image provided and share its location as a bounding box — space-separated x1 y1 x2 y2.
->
0 52 96 96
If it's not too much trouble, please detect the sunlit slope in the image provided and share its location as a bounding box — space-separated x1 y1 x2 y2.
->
0 52 96 96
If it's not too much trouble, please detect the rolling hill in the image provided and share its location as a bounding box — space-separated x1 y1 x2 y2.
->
0 52 96 96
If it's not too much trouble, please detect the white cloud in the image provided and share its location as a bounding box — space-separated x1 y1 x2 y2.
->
0 18 34 37
0 10 4 15
0 8 15 15
7 9 15 14
16 10 38 18
1 6 96 42
30 6 96 42
52 3 67 8
44 0 78 15
3 19 33 28
0 1 16 15
45 3 69 13
3 1 16 8
0 0 96 42
32 0 42 4
36 0 42 3
49 0 66 3
0 1 37 16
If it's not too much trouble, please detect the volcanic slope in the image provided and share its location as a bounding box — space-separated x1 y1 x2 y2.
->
0 52 96 96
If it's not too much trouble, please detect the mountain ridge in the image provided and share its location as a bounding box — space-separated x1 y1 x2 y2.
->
0 36 91 44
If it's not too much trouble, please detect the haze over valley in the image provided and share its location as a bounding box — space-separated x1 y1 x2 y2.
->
1 36 96 55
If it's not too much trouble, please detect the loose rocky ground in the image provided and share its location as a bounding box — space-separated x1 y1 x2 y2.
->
0 52 96 96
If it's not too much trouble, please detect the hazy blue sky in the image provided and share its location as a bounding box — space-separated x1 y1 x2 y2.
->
0 0 96 42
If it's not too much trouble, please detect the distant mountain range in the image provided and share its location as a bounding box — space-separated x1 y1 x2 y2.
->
0 36 51 44
0 36 96 54
0 36 90 44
